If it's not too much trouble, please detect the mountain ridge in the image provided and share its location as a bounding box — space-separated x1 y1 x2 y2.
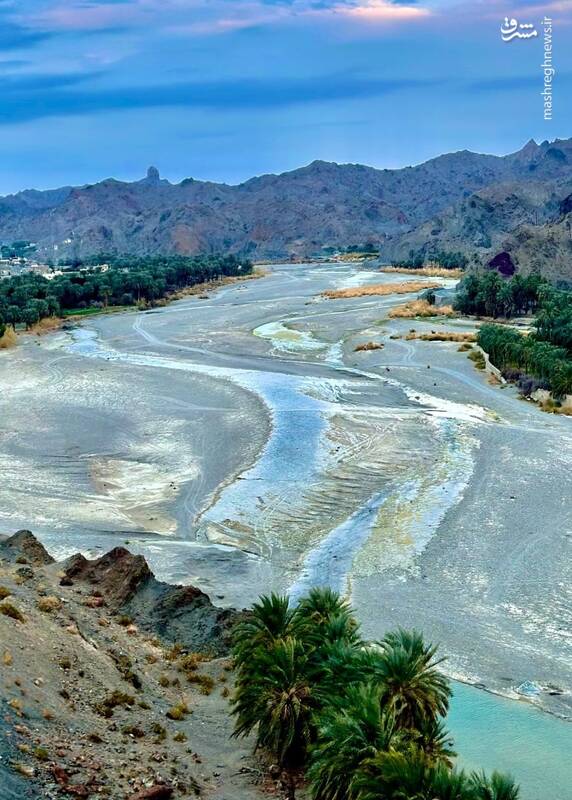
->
1 138 572 281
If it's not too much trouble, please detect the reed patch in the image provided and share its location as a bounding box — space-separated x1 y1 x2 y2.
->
323 281 441 300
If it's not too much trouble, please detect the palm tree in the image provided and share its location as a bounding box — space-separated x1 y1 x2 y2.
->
411 717 456 768
232 593 294 671
352 748 472 800
307 683 402 800
296 586 357 627
374 629 451 731
232 636 315 767
470 771 520 800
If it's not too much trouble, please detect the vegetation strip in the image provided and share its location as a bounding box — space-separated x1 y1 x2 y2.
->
0 254 252 336
231 588 520 799
455 272 572 398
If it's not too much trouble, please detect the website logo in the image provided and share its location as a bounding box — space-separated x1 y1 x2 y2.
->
501 17 538 42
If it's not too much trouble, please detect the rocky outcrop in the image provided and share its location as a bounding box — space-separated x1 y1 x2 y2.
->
60 545 242 655
0 529 55 567
487 251 516 277
0 530 262 800
61 548 152 607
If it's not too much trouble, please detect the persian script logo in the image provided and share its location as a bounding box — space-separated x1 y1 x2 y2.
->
501 17 538 42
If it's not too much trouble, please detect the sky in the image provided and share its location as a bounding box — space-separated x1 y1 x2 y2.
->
1 0 571 194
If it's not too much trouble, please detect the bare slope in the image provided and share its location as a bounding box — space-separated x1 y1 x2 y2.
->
2 140 572 274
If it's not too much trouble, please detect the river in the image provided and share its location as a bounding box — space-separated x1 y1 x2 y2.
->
0 262 571 798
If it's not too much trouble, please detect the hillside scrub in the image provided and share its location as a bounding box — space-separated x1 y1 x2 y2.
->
231 588 520 800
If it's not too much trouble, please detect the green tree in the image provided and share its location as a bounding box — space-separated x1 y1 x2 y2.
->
232 636 315 767
308 683 401 800
232 594 294 672
352 749 472 800
470 771 520 800
374 629 451 731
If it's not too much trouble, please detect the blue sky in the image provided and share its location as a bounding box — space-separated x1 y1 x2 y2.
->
1 0 570 193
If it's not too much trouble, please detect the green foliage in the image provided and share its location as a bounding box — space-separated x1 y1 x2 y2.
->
456 274 572 397
454 273 547 318
393 249 468 270
470 771 520 800
1 240 36 259
307 683 401 800
232 589 519 799
375 628 451 732
478 323 572 398
0 253 251 328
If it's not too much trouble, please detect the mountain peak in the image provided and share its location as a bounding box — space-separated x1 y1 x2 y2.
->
146 165 160 182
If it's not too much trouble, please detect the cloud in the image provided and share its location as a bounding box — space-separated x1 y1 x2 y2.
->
21 0 431 37
0 72 440 124
332 1 429 22
0 19 52 49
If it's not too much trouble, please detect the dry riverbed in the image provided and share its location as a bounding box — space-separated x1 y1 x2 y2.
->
1 262 571 727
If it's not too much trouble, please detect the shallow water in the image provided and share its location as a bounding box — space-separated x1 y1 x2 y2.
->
62 279 572 800
449 682 572 800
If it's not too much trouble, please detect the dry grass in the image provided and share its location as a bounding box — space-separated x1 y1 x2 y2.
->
166 701 190 720
468 349 486 370
169 268 265 302
0 327 18 349
539 400 572 416
354 341 385 352
389 300 455 319
405 331 476 343
37 596 62 613
381 266 464 279
322 281 441 300
0 602 26 623
28 317 62 335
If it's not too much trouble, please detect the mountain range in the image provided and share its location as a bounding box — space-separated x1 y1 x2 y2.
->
2 139 572 282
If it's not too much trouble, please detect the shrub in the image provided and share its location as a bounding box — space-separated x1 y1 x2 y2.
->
0 602 26 623
0 586 12 600
186 673 215 694
151 722 167 742
166 701 190 720
94 691 135 718
37 596 62 613
354 341 384 352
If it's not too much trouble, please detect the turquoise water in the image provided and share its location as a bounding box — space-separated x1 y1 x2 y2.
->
449 681 572 800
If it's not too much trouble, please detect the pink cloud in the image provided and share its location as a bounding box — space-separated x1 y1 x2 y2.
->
24 0 432 36
334 1 431 22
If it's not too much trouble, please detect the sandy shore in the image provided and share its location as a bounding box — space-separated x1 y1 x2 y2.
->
1 262 571 720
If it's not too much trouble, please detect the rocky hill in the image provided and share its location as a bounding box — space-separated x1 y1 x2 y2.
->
0 530 266 800
1 139 572 280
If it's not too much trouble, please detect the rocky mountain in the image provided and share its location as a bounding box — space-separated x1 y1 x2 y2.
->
1 140 572 279
382 139 572 282
0 530 261 800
